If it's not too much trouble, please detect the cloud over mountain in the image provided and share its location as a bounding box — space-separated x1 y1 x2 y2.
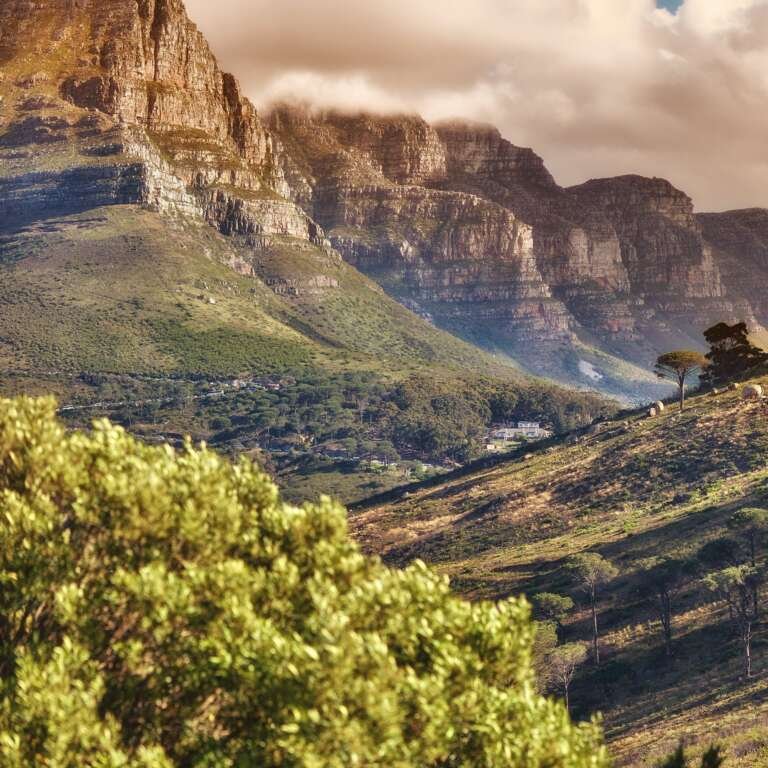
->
185 0 768 211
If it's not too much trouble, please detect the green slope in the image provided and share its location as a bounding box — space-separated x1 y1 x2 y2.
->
0 205 517 378
352 379 768 766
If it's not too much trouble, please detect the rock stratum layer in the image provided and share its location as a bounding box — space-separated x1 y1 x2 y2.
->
1 0 767 400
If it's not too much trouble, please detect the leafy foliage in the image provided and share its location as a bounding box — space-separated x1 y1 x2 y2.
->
727 507 768 564
703 565 763 678
532 593 575 626
567 554 618 666
548 644 589 713
654 351 709 411
636 557 696 658
0 397 607 767
702 322 767 386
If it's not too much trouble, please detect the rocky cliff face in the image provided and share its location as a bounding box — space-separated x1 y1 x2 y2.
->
698 209 768 323
0 0 338 299
265 107 758 394
2 0 765 401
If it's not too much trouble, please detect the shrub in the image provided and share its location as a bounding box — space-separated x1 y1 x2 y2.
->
0 397 607 767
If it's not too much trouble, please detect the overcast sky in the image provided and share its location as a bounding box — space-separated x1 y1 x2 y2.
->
185 0 768 212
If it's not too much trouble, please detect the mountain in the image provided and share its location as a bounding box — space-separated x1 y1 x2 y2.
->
0 0 551 383
0 0 614 504
350 377 768 767
264 108 765 399
5 0 768 408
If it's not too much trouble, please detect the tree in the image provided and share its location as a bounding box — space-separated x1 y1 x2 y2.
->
568 553 618 666
548 643 589 713
0 397 607 767
702 321 767 385
489 387 520 423
532 620 559 693
532 593 575 640
728 507 768 615
637 557 695 659
659 743 725 768
654 351 709 412
728 507 768 567
703 565 763 679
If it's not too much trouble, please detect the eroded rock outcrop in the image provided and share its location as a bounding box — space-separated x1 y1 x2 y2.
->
0 0 338 298
2 0 766 399
265 107 758 377
698 209 768 322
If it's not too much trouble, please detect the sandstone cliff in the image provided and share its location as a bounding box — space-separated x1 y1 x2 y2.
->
0 0 337 298
1 0 764 401
265 107 759 394
698 209 768 324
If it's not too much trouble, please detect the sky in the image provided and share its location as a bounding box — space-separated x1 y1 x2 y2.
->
185 0 768 211
657 0 684 11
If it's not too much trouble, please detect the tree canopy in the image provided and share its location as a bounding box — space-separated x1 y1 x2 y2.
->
654 351 709 411
702 322 767 385
567 554 617 666
0 397 607 768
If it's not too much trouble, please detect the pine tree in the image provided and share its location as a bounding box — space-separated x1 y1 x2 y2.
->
702 322 767 385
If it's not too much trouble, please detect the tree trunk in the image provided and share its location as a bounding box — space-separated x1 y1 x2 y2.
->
678 375 685 412
744 624 752 679
564 683 570 714
750 539 759 618
591 593 600 666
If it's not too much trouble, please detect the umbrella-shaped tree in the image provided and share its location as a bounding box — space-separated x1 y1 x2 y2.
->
654 351 709 412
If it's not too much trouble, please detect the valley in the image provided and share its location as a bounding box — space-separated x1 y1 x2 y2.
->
352 378 768 766
3 0 768 765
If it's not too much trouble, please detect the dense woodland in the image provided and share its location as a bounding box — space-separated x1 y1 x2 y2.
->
59 371 611 483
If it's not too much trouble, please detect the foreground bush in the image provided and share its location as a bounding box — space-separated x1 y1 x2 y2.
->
0 397 607 767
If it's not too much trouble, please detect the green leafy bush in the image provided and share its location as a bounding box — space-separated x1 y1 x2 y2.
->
0 397 606 767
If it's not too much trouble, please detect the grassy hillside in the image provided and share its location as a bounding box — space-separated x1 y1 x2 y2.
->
0 205 514 377
352 380 768 766
0 204 613 502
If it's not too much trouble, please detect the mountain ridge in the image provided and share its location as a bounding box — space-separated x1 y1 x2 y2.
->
2 0 768 404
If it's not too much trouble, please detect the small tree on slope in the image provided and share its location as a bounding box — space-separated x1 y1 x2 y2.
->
549 643 589 714
637 557 696 660
728 507 768 616
703 565 763 679
654 350 709 412
568 553 618 666
532 592 575 641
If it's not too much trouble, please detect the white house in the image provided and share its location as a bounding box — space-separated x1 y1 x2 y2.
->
490 422 551 441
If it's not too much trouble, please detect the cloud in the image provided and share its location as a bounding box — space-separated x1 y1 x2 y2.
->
185 0 768 211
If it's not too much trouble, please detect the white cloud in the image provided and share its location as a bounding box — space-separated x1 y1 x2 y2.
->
678 0 758 36
260 72 408 115
186 0 768 210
